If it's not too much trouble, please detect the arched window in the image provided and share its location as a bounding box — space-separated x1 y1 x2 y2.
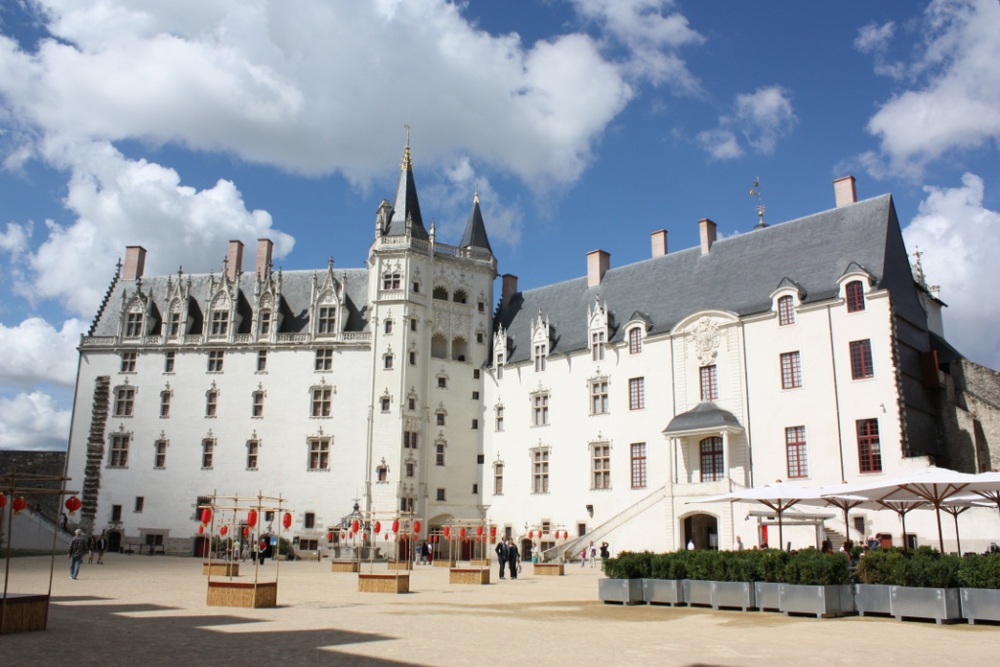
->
846 281 865 312
777 295 795 326
453 289 468 304
433 286 449 301
431 333 447 359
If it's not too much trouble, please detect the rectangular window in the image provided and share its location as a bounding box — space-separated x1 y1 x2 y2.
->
153 439 167 469
311 388 332 417
257 350 267 372
495 406 504 431
109 434 129 467
111 505 122 522
317 306 336 334
168 312 182 337
472 391 479 400
159 392 170 418
404 431 418 449
205 391 218 417
534 343 547 372
164 351 175 373
699 365 718 401
210 310 229 336
699 437 724 483
494 462 504 495
436 488 446 501
592 444 610 490
436 411 446 426
591 331 606 361
384 319 393 334
120 352 137 373
409 351 416 365
532 448 549 494
208 350 224 372
496 354 504 380
407 397 416 411
381 397 391 412
125 312 143 338
384 354 394 369
411 318 417 332
437 376 447 389
785 426 808 478
405 462 415 477
857 419 882 473
846 280 866 312
630 442 647 489
201 439 214 469
591 380 609 414
259 310 271 335
304 513 315 529
850 340 874 379
628 377 645 410
383 273 401 290
778 295 796 326
308 437 330 470
781 351 802 389
471 419 479 430
246 440 259 470
114 387 135 417
135 496 144 512
472 483 479 494
532 393 549 426
628 328 642 354
315 348 333 371
252 391 264 417
436 443 446 466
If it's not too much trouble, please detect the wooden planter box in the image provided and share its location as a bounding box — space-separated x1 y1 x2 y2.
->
202 562 240 576
890 586 961 624
961 588 1000 624
0 594 49 635
683 580 713 608
711 581 755 612
643 579 685 606
206 581 277 608
433 559 457 568
779 584 855 618
533 563 564 576
754 582 781 612
469 558 490 566
599 578 643 605
387 560 414 571
450 567 490 585
331 560 361 573
358 573 410 594
854 584 892 617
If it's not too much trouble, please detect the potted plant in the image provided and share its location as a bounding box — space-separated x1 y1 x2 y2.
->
957 551 1000 624
778 549 854 618
680 549 714 608
599 551 648 604
643 551 687 606
887 547 962 623
853 548 901 616
708 550 755 612
753 549 789 612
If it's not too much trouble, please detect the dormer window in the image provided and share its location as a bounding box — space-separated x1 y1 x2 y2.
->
534 343 547 372
591 331 606 361
846 281 865 312
317 306 336 335
628 328 642 354
259 309 272 335
125 311 144 338
210 310 229 337
778 295 796 326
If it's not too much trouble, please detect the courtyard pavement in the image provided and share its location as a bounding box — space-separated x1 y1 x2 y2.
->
2 553 997 666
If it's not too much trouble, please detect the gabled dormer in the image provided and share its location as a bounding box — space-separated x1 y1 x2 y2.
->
253 263 283 342
531 310 550 372
204 258 242 344
769 277 806 327
310 258 344 339
587 296 609 362
118 278 158 343
164 269 194 343
493 324 508 379
837 262 876 313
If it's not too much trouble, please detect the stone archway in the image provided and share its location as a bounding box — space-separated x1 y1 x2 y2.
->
683 513 719 550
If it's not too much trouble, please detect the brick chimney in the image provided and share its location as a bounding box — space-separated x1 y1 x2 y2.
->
699 219 717 255
501 274 518 308
256 238 273 279
123 246 146 280
587 250 610 287
651 230 668 258
226 240 244 281
834 176 857 207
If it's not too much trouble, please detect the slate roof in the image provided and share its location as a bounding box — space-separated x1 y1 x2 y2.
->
460 194 492 253
662 402 743 434
495 194 925 364
383 145 429 240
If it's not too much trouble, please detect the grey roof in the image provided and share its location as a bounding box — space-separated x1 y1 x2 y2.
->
662 402 743 434
460 194 492 253
496 194 928 364
384 146 428 240
91 267 371 337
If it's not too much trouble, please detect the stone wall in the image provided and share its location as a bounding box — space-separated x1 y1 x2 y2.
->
942 360 1000 472
0 450 68 524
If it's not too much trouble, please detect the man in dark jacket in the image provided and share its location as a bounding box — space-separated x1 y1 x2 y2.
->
68 529 88 579
506 539 519 580
495 539 508 579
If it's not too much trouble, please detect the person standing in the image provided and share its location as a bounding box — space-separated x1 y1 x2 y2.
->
599 542 610 560
580 546 587 567
68 529 87 579
87 532 97 564
589 541 597 568
687 539 695 550
96 532 108 564
733 536 744 551
495 539 508 579
506 538 519 580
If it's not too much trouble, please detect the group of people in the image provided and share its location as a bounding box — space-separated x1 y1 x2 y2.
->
494 538 520 579
67 529 108 579
580 541 611 567
413 541 434 564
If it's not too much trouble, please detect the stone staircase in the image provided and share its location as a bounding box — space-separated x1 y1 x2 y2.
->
81 376 111 533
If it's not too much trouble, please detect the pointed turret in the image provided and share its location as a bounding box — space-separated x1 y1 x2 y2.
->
460 191 493 254
383 142 429 240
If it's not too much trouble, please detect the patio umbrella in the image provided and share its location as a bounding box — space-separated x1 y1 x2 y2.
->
794 482 869 544
688 481 831 551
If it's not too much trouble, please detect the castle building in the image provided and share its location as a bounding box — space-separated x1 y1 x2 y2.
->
64 146 1000 557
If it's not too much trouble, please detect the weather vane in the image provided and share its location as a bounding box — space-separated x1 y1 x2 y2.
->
749 177 767 228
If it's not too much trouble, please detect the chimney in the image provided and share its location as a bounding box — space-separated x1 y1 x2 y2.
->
699 219 717 255
501 274 518 308
650 230 668 258
226 240 244 281
587 250 610 287
256 238 273 279
834 175 857 207
123 246 146 280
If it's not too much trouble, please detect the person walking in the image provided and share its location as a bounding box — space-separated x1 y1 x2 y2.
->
68 529 87 579
580 546 587 567
506 538 519 580
589 541 597 568
96 532 108 564
87 532 97 564
495 539 508 579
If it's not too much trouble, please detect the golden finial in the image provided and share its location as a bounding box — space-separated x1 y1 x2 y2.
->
401 124 412 171
749 177 766 227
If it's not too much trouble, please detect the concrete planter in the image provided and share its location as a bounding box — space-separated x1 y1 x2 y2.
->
890 586 961 624
642 579 684 606
778 584 855 618
711 581 755 611
754 582 781 612
683 580 713 608
358 573 410 594
854 584 892 616
599 578 643 605
960 588 1000 624
449 567 490 585
533 563 564 576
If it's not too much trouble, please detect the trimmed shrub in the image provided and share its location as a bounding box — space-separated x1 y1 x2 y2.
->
602 550 653 579
782 549 850 585
755 549 791 583
854 547 906 585
957 553 1000 589
854 547 960 588
650 551 688 580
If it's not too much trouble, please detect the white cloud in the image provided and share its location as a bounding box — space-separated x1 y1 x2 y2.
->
855 21 895 54
0 391 71 450
0 316 86 388
696 86 796 160
863 0 1000 178
696 128 742 160
17 139 294 317
902 172 1000 369
0 220 31 254
423 155 523 247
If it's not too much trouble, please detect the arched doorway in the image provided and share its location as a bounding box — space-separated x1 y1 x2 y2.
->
683 513 719 550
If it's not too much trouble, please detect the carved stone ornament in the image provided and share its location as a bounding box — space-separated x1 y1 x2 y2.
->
691 317 720 365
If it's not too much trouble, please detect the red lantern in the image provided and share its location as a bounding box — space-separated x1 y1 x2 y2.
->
384 534 389 541
351 519 360 533
443 526 451 538
528 530 533 539
247 509 258 528
374 521 381 534
490 526 497 538
220 525 228 536
460 527 467 538
200 508 212 525
242 527 249 537
392 519 399 533
198 525 205 535
64 495 82 515
327 531 334 542
348 531 354 539
414 520 421 534
463 537 470 544
282 513 292 529
476 525 484 536
12 497 27 515
362 532 368 541
340 531 346 541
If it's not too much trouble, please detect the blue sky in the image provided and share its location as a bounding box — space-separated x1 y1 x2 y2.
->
1 0 998 450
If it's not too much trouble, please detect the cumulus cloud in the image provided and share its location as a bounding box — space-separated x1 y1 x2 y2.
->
0 391 71 450
0 317 86 388
855 21 895 54
696 85 796 160
862 0 1000 178
902 172 1000 369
